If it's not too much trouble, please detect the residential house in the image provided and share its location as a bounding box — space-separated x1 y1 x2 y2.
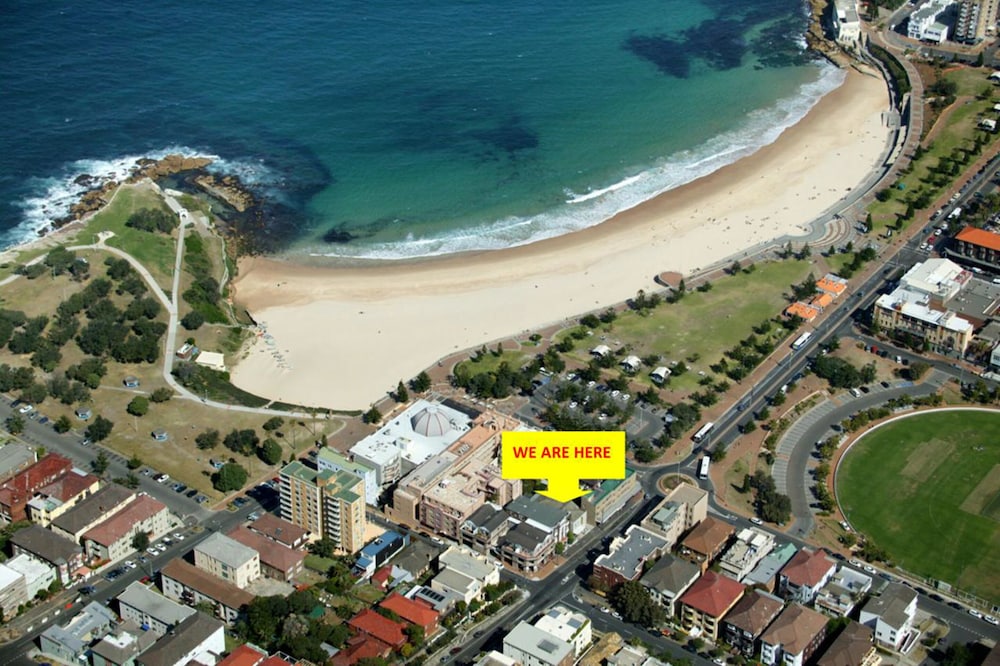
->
460 502 511 555
677 571 745 641
817 621 881 666
390 539 442 581
858 582 918 651
0 563 27 618
0 453 73 523
82 494 170 563
778 548 835 604
90 623 158 666
353 530 408 578
5 553 55 599
815 567 872 616
641 483 708 546
116 581 195 636
25 468 100 527
38 601 117 663
720 590 785 659
136 612 225 666
474 652 519 666
503 621 575 666
348 608 407 650
533 605 592 658
279 461 366 554
9 523 83 584
680 516 735 570
431 545 499 603
579 468 642 526
248 513 309 549
409 585 461 614
330 634 392 666
640 554 701 617
745 543 797 592
194 532 261 589
759 604 828 666
718 527 775 581
592 525 669 589
216 645 267 666
160 558 254 624
380 593 440 637
50 484 136 543
226 526 305 582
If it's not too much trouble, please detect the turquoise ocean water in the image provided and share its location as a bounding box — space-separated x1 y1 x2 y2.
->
0 0 841 259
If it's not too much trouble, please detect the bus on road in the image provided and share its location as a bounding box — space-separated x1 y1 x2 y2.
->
692 422 715 444
698 455 710 479
791 331 812 350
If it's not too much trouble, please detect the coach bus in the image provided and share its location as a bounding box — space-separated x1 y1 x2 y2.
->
692 422 715 444
698 455 710 479
791 331 812 351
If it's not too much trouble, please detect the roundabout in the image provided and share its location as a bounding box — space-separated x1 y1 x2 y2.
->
836 408 1000 602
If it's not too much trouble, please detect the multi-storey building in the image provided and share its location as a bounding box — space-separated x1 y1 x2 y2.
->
641 483 708 545
677 571 745 641
50 484 135 543
316 448 379 506
777 548 835 605
907 0 954 42
533 605 592 659
592 525 669 590
194 533 261 590
81 494 170 562
640 554 701 617
760 604 828 666
25 468 99 527
950 227 1000 271
0 454 73 523
680 516 735 570
579 468 642 525
718 527 775 581
115 581 195 637
721 590 785 659
818 621 881 666
159 559 254 625
279 461 365 553
859 583 918 651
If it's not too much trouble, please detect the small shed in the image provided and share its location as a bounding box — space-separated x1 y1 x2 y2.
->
74 407 92 421
590 344 611 358
980 118 997 132
123 376 140 389
621 355 642 372
151 429 168 442
651 366 671 384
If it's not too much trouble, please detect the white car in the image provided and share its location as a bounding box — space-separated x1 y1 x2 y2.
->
17 404 33 414
985 615 998 626
849 559 862 567
750 517 763 526
863 564 876 574
969 609 984 619
172 532 185 541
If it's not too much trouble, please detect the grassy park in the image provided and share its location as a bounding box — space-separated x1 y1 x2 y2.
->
837 410 1000 602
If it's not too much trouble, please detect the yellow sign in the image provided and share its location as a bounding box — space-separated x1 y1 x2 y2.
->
501 431 626 503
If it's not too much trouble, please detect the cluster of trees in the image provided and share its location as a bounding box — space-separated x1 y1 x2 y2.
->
126 208 177 234
451 360 536 400
812 356 874 389
961 379 1000 403
609 580 664 627
181 234 228 324
43 247 89 279
743 470 792 524
834 245 878 279
212 462 248 492
84 416 114 443
629 289 662 315
236 591 347 663
408 371 431 393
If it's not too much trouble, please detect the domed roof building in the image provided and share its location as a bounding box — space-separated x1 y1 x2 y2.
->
410 406 453 439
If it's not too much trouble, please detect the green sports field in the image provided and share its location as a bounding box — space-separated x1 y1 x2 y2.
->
837 410 1000 602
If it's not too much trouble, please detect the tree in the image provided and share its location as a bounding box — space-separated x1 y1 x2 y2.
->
4 414 24 435
149 388 173 403
610 580 665 627
262 416 284 432
180 311 205 330
196 429 220 450
131 530 150 552
92 451 109 475
907 361 930 381
404 624 424 647
259 438 282 465
127 396 149 416
308 537 337 559
394 380 409 403
213 462 248 492
410 371 431 393
224 428 260 456
555 542 565 555
127 454 142 470
53 415 71 434
363 406 382 424
85 416 114 442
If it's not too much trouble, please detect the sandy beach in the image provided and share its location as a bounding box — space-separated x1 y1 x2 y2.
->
229 67 892 410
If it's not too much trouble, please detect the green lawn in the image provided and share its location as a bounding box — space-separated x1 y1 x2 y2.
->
837 411 1000 602
561 260 811 392
85 184 178 290
454 349 533 379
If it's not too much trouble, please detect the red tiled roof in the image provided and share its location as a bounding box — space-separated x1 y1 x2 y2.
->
371 566 392 589
956 226 1000 253
226 526 304 575
249 513 309 547
348 609 406 648
380 593 439 631
217 645 266 666
681 516 735 557
781 548 834 588
37 470 99 502
331 635 392 666
259 657 292 666
679 570 745 618
82 495 167 546
0 454 73 508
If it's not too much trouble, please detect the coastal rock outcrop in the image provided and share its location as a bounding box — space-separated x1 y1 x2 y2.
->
128 154 213 181
192 174 256 212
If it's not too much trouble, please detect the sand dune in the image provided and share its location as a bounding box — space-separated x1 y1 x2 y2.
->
230 67 892 410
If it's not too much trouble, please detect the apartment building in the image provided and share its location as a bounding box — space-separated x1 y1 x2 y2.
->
194 532 261 590
279 461 365 553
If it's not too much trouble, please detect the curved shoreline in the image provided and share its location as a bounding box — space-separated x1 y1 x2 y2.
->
230 66 892 409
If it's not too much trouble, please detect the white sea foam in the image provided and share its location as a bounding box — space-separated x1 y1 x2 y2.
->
311 62 847 261
4 147 277 250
